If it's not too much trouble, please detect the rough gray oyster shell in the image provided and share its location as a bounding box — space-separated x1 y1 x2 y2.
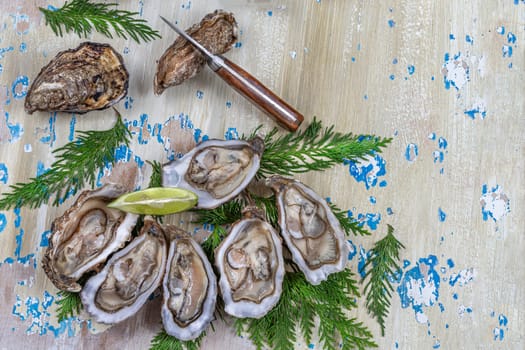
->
154 10 238 95
162 138 264 209
25 42 129 114
267 176 349 285
80 217 167 324
161 226 217 340
42 184 138 292
215 207 284 318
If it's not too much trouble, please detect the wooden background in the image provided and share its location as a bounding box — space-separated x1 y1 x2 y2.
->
0 1 523 349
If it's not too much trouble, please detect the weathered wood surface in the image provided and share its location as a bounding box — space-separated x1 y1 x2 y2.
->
0 1 524 349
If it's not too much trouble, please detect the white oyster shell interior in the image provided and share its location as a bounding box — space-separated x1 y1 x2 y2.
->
269 176 349 285
162 138 263 209
162 226 217 341
42 184 138 292
215 216 284 318
80 219 167 324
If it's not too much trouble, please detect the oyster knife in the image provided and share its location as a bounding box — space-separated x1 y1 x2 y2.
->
160 16 304 131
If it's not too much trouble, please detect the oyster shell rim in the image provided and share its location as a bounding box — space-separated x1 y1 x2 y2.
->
215 216 285 319
268 175 349 285
162 138 264 209
161 227 218 341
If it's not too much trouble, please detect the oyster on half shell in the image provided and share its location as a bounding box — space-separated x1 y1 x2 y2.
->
25 42 128 114
161 226 217 341
42 184 138 292
80 218 167 324
267 176 349 285
215 207 284 318
162 138 264 209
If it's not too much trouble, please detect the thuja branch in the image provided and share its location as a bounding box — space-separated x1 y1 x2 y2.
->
40 0 161 43
361 225 405 336
56 291 83 322
235 270 377 350
0 111 130 210
251 117 392 178
150 329 205 350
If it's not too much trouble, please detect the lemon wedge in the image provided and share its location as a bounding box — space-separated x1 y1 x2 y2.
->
107 187 198 215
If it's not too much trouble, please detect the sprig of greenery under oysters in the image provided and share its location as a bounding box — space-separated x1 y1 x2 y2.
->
40 0 161 44
0 116 402 349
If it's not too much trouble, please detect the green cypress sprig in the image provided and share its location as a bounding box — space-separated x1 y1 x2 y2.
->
235 270 377 350
0 111 130 210
40 0 161 43
56 291 83 322
361 225 405 336
150 329 205 350
249 117 392 178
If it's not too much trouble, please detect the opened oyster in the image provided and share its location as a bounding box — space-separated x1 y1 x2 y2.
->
161 226 217 340
267 176 349 285
215 207 284 318
162 138 264 209
25 42 128 114
154 10 238 95
42 184 138 292
80 217 167 324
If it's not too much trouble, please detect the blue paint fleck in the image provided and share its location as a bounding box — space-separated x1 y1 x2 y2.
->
496 26 505 35
407 65 415 75
433 340 441 349
433 151 444 163
405 143 418 162
345 154 387 190
39 230 51 247
447 259 455 268
351 56 356 62
507 32 516 44
0 213 6 233
428 132 436 140
386 207 394 215
2 112 24 143
347 239 357 261
68 115 76 141
224 127 239 140
464 106 487 119
499 314 508 326
0 163 8 184
403 259 411 268
379 180 387 187
308 344 315 349
465 35 474 44
11 76 29 99
442 52 470 90
356 212 381 230
502 45 513 57
196 90 204 99
363 94 368 100
438 137 448 149
36 161 49 177
449 34 455 40
0 46 14 59
19 42 27 52
234 42 242 48
389 74 395 80
388 19 395 28
481 184 510 222
369 196 376 204
438 208 447 222
452 293 458 300
124 96 134 110
357 246 372 278
0 64 3 74
226 101 232 108
392 58 398 64
267 10 273 16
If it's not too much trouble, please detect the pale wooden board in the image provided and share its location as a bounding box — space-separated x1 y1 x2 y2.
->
0 1 524 349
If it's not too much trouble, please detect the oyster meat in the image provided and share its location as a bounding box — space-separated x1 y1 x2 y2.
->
161 226 217 341
42 184 138 292
162 138 264 209
25 42 128 114
215 207 284 318
154 10 238 95
80 218 167 324
267 176 349 285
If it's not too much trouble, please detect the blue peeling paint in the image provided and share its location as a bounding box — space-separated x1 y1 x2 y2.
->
442 52 470 90
446 259 455 268
0 46 14 59
39 113 56 146
124 96 134 109
392 57 398 64
438 137 448 149
226 101 232 108
507 32 516 44
369 196 376 204
407 65 415 75
196 90 204 99
388 19 395 28
481 184 510 222
224 127 239 140
497 26 505 35
0 162 8 183
347 239 357 261
405 143 418 161
68 115 76 141
449 34 455 40
267 10 273 16
502 45 513 57
438 208 447 222
11 76 29 99
3 112 24 143
389 74 395 80
39 230 51 247
345 154 387 190
465 35 474 44
464 106 487 119
357 246 372 278
0 213 6 233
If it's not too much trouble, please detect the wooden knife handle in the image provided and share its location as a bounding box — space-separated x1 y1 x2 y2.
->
214 57 304 132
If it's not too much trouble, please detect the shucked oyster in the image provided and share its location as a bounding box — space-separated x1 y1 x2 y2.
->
267 176 349 285
161 226 217 341
25 42 128 114
80 218 167 324
162 138 264 209
154 10 238 95
42 184 138 292
215 207 284 318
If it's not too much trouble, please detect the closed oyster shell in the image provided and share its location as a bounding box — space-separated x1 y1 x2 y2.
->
154 10 238 95
161 226 217 341
42 184 138 292
267 176 349 285
162 138 264 209
25 42 128 114
215 207 284 318
80 218 167 324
